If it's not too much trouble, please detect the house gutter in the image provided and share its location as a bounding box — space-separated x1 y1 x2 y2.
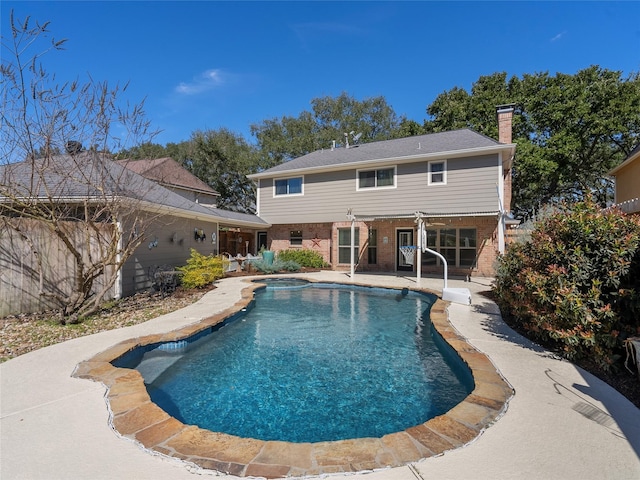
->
114 218 123 300
3 194 269 228
497 154 506 254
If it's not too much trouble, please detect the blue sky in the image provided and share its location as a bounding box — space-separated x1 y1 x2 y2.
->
3 1 640 147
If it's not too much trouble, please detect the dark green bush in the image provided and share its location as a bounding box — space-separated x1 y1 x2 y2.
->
493 199 640 370
276 249 328 268
176 249 226 288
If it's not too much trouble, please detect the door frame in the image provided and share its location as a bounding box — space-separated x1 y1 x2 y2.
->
396 229 414 272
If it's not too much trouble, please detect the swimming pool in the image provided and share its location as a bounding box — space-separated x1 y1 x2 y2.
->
115 281 474 443
75 275 513 477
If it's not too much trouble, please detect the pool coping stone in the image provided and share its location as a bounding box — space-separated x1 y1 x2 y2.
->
72 277 514 478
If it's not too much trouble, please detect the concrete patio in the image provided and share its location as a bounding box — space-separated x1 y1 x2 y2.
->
1 272 639 479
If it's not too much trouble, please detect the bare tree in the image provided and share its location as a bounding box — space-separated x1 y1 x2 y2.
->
1 12 159 323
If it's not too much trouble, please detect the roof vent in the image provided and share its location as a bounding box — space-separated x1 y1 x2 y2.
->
65 140 83 154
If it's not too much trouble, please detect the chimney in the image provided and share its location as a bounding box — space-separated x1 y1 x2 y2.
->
496 104 515 144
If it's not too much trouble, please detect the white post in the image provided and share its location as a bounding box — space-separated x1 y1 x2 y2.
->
114 218 123 300
424 247 448 291
416 219 422 284
497 159 506 254
350 215 355 278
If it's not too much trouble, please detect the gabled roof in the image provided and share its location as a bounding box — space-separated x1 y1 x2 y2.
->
0 153 218 217
0 153 272 228
249 129 515 179
608 143 640 176
116 157 219 196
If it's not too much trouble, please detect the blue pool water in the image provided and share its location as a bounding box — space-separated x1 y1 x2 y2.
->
115 282 474 443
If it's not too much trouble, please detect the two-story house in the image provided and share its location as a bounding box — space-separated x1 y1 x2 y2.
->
248 106 516 277
609 144 640 215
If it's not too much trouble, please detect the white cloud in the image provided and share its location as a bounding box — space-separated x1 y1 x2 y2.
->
550 31 566 42
175 69 225 95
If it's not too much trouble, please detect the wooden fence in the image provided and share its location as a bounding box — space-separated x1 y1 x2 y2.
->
0 218 115 317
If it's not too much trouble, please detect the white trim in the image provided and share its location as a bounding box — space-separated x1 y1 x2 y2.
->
497 152 505 254
248 144 517 179
254 179 261 216
608 147 640 176
423 227 478 269
395 227 415 271
428 159 447 185
273 175 304 197
355 165 397 191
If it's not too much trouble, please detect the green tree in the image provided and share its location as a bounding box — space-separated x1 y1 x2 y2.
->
185 128 261 213
423 67 640 219
251 92 401 166
1 12 158 323
115 141 191 161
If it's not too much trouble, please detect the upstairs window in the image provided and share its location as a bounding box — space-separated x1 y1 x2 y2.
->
428 161 446 185
357 167 395 190
275 176 303 196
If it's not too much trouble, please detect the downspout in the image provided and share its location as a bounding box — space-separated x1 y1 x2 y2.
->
497 154 506 254
416 215 422 285
115 217 123 300
347 210 356 278
350 216 355 278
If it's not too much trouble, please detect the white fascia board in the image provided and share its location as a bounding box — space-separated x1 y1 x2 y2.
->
248 144 516 179
608 149 640 176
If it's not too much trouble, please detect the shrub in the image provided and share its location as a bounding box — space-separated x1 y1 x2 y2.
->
250 258 301 274
277 249 328 268
177 249 227 288
493 198 640 371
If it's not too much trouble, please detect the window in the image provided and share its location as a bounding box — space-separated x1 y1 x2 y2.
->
338 228 359 264
290 230 302 246
422 228 476 268
422 229 438 266
459 228 477 267
428 161 446 185
357 167 395 189
274 176 303 196
367 229 377 264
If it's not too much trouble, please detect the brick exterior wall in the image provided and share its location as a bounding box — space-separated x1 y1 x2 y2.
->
265 217 499 277
498 106 514 213
267 223 333 263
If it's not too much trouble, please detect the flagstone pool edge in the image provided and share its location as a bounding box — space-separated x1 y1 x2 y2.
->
72 277 514 479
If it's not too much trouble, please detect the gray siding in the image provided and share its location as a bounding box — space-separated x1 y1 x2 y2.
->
121 215 219 296
166 186 218 206
258 154 500 224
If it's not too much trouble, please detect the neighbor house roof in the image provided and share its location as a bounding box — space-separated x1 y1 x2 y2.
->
207 207 270 227
116 157 219 196
0 153 271 227
248 129 516 179
608 143 640 176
